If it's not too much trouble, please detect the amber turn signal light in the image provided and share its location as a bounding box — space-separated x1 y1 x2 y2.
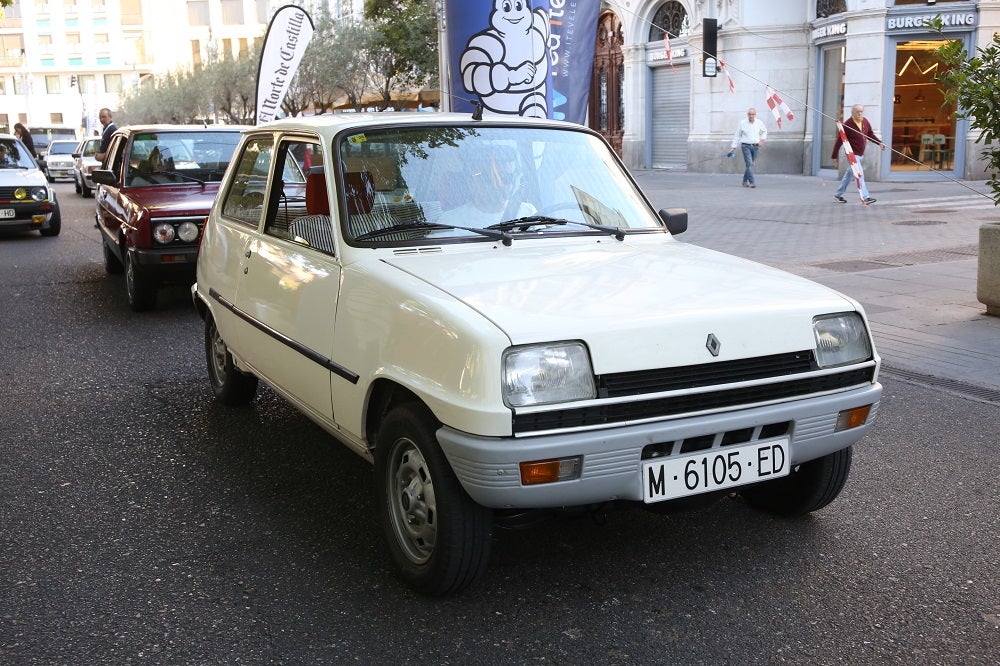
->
835 404 872 432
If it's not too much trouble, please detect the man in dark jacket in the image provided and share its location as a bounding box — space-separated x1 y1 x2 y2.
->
95 108 117 163
832 104 886 204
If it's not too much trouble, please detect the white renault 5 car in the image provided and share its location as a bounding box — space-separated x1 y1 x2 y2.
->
193 113 881 595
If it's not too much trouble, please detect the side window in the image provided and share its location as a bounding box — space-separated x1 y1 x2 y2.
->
220 136 274 227
108 136 126 182
265 139 334 255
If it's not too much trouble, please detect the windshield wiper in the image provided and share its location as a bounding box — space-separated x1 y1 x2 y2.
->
151 170 206 186
488 215 626 241
354 220 513 246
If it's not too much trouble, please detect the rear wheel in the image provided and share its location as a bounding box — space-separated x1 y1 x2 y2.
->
102 239 124 274
124 249 157 311
205 315 258 405
740 447 852 517
375 404 492 595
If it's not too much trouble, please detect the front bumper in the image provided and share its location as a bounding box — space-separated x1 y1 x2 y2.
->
0 201 58 232
130 245 199 282
437 383 882 509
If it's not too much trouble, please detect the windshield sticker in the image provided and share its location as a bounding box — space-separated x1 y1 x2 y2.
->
347 133 367 145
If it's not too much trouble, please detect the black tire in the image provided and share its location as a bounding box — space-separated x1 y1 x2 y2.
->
74 176 82 194
205 315 258 405
124 249 157 311
740 446 852 518
39 209 61 237
375 404 492 596
102 239 124 274
45 171 55 183
81 180 92 198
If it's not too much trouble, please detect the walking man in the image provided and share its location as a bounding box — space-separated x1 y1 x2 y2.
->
729 108 767 188
832 104 886 204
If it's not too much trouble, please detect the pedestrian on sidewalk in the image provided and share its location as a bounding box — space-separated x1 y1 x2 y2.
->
831 104 886 204
729 108 767 188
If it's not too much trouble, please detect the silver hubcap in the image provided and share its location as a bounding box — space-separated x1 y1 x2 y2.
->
387 440 436 564
209 325 227 383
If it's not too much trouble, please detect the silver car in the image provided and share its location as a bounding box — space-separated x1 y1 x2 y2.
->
43 139 78 183
72 137 101 197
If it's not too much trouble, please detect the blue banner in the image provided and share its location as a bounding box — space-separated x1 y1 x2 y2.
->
444 0 599 125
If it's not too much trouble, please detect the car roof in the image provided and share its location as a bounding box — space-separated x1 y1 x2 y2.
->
249 112 579 136
114 124 250 135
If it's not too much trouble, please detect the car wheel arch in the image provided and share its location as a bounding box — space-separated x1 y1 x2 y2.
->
365 380 429 454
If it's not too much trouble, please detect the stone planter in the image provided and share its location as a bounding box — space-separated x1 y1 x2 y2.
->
978 222 1000 316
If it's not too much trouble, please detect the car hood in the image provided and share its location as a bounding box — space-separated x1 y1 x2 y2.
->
381 239 858 372
124 184 221 215
0 168 47 187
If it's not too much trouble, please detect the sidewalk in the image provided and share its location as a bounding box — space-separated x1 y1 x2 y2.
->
631 170 1000 400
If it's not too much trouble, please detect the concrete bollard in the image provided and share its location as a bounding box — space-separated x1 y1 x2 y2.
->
978 222 1000 316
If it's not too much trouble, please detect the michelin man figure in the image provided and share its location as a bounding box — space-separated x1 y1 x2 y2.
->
460 0 550 118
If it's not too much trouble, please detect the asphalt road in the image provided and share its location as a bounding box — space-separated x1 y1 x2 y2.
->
1 183 997 665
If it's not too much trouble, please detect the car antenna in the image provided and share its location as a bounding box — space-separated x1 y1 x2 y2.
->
472 101 483 121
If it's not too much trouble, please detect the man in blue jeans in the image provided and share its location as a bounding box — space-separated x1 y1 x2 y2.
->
832 104 886 203
729 108 767 188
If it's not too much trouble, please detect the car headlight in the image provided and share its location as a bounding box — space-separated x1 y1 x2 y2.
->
177 221 200 242
502 342 596 407
153 222 176 244
813 313 872 368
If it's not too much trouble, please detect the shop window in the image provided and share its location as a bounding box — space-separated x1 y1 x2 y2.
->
890 39 958 172
649 1 689 41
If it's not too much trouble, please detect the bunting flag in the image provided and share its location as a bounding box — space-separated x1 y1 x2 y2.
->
765 86 794 129
837 121 869 205
663 33 675 70
719 60 735 93
255 5 315 124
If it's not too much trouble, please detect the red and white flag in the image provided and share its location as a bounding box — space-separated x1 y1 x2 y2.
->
765 86 794 129
663 33 675 70
720 60 735 93
836 121 869 205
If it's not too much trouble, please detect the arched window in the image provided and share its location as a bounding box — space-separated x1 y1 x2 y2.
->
816 0 847 18
648 1 690 41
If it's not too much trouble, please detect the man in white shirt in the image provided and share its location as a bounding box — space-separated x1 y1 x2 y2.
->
729 108 767 188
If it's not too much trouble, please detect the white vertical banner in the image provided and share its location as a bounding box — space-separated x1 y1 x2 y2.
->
255 4 315 125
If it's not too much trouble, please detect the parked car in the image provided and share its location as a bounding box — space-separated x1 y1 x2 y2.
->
193 113 882 595
42 139 78 183
29 125 77 173
72 136 101 197
0 134 61 237
92 125 244 310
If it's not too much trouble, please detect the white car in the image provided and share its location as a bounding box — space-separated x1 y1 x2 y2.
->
43 139 78 183
193 113 882 595
72 136 101 197
0 134 61 236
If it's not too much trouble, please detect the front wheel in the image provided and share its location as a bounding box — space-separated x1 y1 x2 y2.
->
375 404 492 596
205 315 258 405
124 249 157 311
739 446 852 518
39 209 61 237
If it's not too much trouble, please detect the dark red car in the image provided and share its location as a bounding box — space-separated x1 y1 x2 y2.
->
92 125 244 310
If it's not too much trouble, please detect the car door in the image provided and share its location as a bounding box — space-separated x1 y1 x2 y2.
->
232 136 343 424
95 134 129 257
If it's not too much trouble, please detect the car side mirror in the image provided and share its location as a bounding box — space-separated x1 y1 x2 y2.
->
91 169 117 186
71 153 81 159
658 208 688 236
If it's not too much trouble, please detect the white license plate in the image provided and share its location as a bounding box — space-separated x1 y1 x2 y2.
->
0 209 15 218
642 439 789 503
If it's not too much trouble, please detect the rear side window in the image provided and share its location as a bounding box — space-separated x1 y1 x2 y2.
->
221 137 274 227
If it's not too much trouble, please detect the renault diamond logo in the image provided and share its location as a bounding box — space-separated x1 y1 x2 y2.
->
706 333 721 357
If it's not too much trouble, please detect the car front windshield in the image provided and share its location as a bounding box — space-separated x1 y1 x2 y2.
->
337 125 662 245
126 131 241 186
0 139 39 169
49 142 77 155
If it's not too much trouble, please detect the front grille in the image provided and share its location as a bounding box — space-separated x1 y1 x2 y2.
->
513 366 875 434
598 351 815 397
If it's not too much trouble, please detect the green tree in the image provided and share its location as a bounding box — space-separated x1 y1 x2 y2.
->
934 27 1000 203
364 0 438 109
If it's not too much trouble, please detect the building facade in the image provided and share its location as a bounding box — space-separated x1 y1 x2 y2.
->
606 0 999 181
0 0 360 137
